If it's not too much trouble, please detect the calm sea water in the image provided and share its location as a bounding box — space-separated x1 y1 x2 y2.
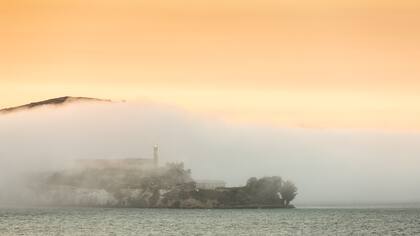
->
1 207 419 235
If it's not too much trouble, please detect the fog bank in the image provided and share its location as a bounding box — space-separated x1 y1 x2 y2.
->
1 101 420 205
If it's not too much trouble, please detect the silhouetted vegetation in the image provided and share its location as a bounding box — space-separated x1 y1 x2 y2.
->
280 180 298 207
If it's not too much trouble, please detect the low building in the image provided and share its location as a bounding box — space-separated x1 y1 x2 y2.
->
75 145 159 170
195 180 226 190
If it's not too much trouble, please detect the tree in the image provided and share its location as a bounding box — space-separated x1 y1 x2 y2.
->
160 162 193 188
245 177 258 190
244 176 283 204
280 180 297 207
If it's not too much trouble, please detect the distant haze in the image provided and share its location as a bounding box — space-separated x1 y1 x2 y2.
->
1 100 420 205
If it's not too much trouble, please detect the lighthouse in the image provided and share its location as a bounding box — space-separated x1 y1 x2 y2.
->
153 145 159 168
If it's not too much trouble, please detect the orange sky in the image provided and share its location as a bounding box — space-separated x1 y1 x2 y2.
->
1 0 420 130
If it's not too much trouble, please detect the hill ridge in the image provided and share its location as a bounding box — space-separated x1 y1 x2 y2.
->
0 96 111 114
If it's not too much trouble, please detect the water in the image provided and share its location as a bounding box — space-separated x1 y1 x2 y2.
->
1 207 420 235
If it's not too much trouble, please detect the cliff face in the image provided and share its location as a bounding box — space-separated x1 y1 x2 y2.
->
29 162 294 208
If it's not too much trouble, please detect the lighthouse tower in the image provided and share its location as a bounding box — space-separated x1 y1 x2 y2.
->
153 145 159 168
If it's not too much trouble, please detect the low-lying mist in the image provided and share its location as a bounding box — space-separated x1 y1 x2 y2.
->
1 101 420 205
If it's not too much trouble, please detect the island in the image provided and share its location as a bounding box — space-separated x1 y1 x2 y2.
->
29 147 297 209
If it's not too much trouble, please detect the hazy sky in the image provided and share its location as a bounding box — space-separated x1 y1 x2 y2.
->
1 2 420 204
2 0 420 130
